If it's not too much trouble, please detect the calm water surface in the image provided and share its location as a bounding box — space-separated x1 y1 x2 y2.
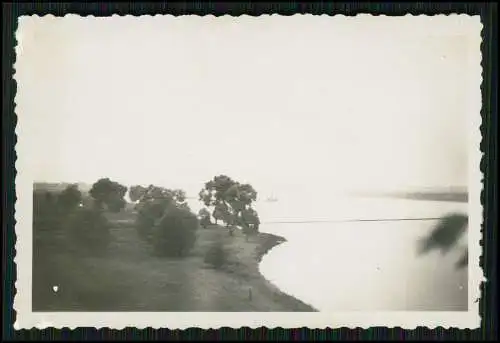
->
187 191 469 311
255 195 469 311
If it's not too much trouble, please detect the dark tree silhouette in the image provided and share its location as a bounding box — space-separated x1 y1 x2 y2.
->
66 206 111 254
199 175 259 236
33 190 60 224
134 184 191 242
198 208 212 228
152 206 199 257
89 178 128 212
240 207 260 239
58 184 82 211
129 185 148 202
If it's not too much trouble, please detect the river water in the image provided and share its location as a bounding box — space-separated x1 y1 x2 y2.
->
254 195 469 312
186 191 468 311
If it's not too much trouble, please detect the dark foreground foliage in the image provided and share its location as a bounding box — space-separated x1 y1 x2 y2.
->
418 212 469 269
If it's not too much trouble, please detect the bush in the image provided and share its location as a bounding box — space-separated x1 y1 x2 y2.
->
33 191 62 231
152 206 199 257
66 207 111 255
33 190 70 255
203 241 229 269
135 200 168 242
198 208 212 228
136 211 155 242
58 184 82 212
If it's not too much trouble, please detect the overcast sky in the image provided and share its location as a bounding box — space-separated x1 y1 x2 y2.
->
16 15 481 197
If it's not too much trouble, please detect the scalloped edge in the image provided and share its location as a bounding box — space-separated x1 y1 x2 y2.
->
12 13 485 330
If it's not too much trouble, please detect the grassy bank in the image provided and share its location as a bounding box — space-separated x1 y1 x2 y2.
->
33 212 316 312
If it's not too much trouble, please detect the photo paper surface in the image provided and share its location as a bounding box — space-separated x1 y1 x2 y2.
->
14 14 484 329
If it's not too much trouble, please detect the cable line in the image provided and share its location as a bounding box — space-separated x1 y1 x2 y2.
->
259 217 443 225
185 195 448 225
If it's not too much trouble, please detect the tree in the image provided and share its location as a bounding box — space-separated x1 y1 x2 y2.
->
33 190 59 220
172 189 187 203
107 197 126 213
89 178 128 212
137 185 187 209
66 206 111 255
134 185 191 242
152 206 199 257
198 208 212 228
212 202 231 225
199 175 260 236
178 202 191 211
240 207 260 239
236 183 258 205
204 240 228 269
129 185 147 202
33 190 63 238
136 197 168 242
199 175 236 208
58 184 82 212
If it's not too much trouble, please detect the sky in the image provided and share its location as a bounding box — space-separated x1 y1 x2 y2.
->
16 15 481 199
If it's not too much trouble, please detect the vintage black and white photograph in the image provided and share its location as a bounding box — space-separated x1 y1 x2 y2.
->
14 14 483 329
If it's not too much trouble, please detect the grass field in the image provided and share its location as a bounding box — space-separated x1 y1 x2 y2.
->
32 210 316 312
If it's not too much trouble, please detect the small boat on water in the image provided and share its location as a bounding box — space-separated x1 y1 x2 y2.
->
266 195 279 202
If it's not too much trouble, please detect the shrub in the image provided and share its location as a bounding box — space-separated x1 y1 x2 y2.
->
33 191 62 231
152 206 199 257
33 190 70 253
136 212 155 242
198 208 212 228
58 184 82 212
66 207 111 255
135 199 168 242
203 241 229 269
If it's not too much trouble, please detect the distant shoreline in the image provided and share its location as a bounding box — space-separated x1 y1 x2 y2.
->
347 189 468 203
385 191 468 203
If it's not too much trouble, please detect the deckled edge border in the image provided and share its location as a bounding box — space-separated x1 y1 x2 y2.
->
8 12 489 335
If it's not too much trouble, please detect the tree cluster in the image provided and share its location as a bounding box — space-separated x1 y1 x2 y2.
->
89 178 128 212
34 174 262 260
198 175 260 237
33 178 128 255
131 184 198 256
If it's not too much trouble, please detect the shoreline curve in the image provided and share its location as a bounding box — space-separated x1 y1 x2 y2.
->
253 231 318 312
